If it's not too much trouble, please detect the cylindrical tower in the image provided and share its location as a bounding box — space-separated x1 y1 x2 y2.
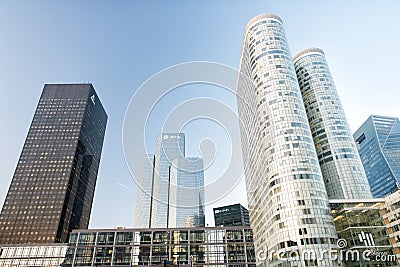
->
293 48 372 199
237 15 338 266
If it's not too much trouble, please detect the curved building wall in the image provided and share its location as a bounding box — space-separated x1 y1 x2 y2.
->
237 15 338 266
294 48 372 199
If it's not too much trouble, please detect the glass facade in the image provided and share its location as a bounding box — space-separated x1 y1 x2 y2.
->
0 243 67 266
152 133 185 228
237 14 338 266
331 199 399 267
63 226 255 266
134 134 205 228
294 48 372 199
213 204 250 227
169 157 205 228
0 84 107 244
382 190 400 262
135 154 155 228
354 115 400 197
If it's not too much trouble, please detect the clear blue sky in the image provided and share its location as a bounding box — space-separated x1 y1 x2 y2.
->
0 1 399 228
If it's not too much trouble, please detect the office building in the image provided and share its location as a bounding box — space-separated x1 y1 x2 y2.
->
294 48 372 199
3 197 400 267
169 157 205 228
354 115 400 197
237 14 338 266
381 190 400 261
0 243 67 266
134 133 205 228
213 203 250 227
152 133 186 228
331 198 399 266
62 226 255 266
0 84 107 244
134 154 155 228
0 226 254 267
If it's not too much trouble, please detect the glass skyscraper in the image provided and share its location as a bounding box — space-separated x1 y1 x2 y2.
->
237 14 338 266
294 48 372 199
134 154 155 228
169 157 205 228
0 84 107 244
354 115 400 197
152 133 185 228
134 133 205 228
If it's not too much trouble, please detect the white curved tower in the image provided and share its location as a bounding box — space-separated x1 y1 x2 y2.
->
237 15 338 266
293 48 372 199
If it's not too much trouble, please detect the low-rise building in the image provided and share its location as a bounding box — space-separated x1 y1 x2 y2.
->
63 226 255 266
0 243 67 266
330 198 398 267
381 190 400 262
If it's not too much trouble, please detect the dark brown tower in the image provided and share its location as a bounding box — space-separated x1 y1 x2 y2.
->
0 84 107 244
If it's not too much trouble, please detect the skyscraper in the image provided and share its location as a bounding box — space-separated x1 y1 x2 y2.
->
237 14 338 266
152 133 185 228
293 48 372 199
134 154 155 228
169 157 205 228
134 133 205 228
354 115 400 197
0 84 107 244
